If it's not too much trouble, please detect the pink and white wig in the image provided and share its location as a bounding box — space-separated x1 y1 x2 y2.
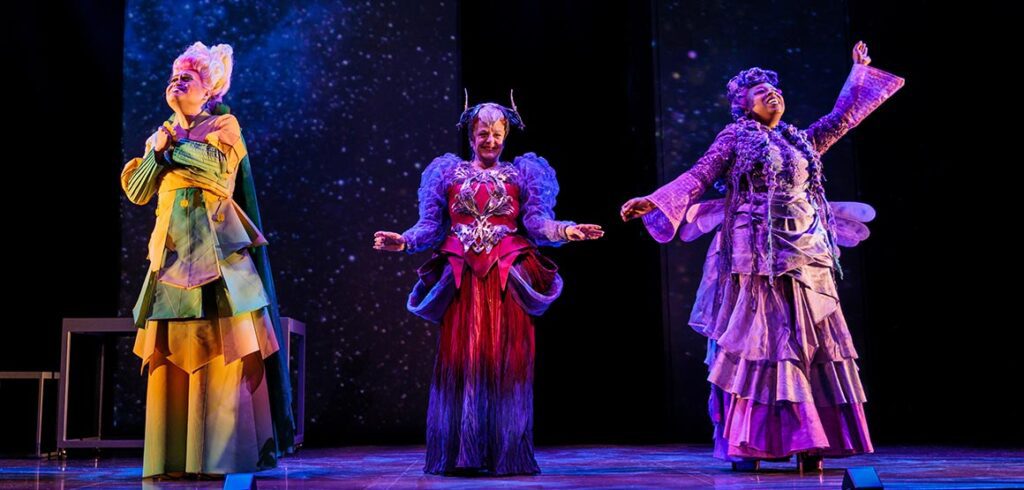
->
172 42 234 112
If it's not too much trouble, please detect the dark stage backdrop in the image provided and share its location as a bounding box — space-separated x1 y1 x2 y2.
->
653 0 870 442
458 0 667 444
13 0 1012 449
653 0 1021 447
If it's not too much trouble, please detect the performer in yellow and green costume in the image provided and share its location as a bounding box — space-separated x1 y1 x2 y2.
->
121 41 294 478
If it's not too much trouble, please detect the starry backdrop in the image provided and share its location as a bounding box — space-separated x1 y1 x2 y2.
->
116 0 459 445
111 0 869 446
96 0 998 448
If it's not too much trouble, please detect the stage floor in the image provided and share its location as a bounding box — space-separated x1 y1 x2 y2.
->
2 445 1022 488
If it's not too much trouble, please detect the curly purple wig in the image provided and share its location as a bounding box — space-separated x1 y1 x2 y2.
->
726 67 779 121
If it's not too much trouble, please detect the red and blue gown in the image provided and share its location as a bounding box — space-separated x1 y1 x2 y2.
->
401 153 574 475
